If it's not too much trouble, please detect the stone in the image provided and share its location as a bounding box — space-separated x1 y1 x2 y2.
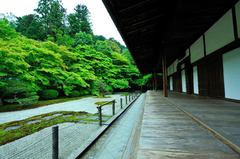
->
27 120 41 124
63 114 73 117
76 115 87 119
3 125 22 131
53 113 62 117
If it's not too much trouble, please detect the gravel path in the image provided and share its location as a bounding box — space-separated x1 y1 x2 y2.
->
0 123 102 159
0 92 134 159
0 93 126 124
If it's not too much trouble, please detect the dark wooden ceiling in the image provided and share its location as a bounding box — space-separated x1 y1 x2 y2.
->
102 0 238 74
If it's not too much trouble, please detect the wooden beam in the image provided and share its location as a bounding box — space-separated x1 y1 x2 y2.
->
126 23 156 35
162 55 168 97
125 14 164 29
117 0 151 13
232 6 238 40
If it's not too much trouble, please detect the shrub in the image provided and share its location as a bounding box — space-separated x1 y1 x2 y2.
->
3 79 39 106
92 79 111 97
41 89 59 99
70 90 80 97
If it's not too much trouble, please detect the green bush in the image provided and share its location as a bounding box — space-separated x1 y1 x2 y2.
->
41 89 59 99
3 79 39 106
70 90 80 97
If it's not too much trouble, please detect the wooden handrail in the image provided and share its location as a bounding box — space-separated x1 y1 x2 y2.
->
97 100 115 108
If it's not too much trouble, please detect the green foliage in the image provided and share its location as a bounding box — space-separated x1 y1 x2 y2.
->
0 12 17 28
107 78 130 89
34 0 67 40
0 111 99 146
0 19 18 40
122 49 135 64
94 40 113 56
92 79 111 97
93 35 106 42
70 90 80 97
15 14 45 40
106 39 121 54
3 79 39 106
0 95 92 112
68 4 92 36
111 52 130 65
74 31 93 46
47 29 74 47
140 73 162 88
0 4 142 108
108 37 126 53
94 101 115 105
41 89 59 99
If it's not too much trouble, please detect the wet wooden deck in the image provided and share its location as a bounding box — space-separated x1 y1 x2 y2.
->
137 91 240 159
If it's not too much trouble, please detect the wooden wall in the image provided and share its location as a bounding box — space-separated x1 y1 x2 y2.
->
166 1 240 101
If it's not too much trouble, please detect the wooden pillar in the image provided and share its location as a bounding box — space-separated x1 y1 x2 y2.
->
152 73 155 90
162 55 168 97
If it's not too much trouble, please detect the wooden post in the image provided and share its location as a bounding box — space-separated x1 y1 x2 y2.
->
52 126 59 159
162 55 168 97
152 73 155 90
155 72 157 91
126 96 127 104
98 107 102 126
112 101 115 115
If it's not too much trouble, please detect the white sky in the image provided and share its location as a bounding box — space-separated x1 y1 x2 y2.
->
0 0 125 45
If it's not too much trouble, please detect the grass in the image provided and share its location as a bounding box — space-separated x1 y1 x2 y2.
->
0 111 111 146
94 100 117 105
92 96 111 99
121 92 132 96
0 95 92 113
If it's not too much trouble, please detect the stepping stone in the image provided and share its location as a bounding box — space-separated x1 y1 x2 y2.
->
27 120 41 124
102 117 110 121
76 115 87 119
3 125 22 131
53 113 62 117
42 116 53 120
87 116 98 120
63 114 73 117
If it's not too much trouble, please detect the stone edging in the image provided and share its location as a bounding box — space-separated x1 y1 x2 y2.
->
68 94 142 159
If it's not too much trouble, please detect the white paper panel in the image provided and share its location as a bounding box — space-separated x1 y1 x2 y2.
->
193 66 199 94
170 76 173 91
205 10 234 55
181 70 186 93
167 66 171 76
167 63 174 76
223 48 240 100
190 36 204 63
181 64 185 69
236 1 240 38
173 60 178 73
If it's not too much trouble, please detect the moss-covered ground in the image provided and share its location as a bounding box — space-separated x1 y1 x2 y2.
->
0 111 111 146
